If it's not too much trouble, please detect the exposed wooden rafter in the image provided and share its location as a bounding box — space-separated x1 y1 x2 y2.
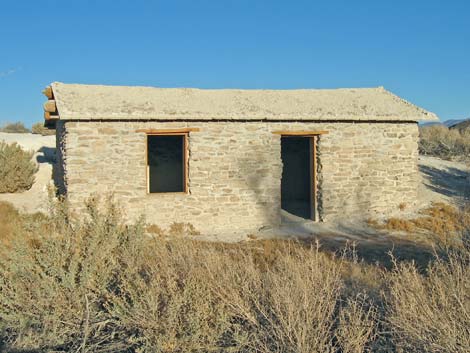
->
44 111 59 120
42 86 59 122
43 99 57 113
42 86 54 99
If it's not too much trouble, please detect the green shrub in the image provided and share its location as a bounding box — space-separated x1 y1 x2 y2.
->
0 142 38 193
0 122 30 133
32 122 55 136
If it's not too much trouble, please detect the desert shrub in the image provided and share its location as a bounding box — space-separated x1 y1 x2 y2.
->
2 197 468 353
0 200 47 251
0 197 140 352
107 237 232 352
0 121 30 133
419 125 470 160
31 122 55 135
386 249 470 353
336 295 377 353
0 141 38 193
105 235 378 352
0 199 379 353
0 201 21 247
208 242 378 353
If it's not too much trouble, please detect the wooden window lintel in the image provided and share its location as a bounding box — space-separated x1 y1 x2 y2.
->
272 130 328 136
137 128 200 134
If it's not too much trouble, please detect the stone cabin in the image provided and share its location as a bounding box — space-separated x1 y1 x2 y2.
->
43 82 438 234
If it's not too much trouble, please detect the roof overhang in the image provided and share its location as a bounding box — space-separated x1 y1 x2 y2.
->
43 82 439 123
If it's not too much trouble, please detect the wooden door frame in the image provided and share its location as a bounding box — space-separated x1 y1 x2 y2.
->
274 131 327 222
310 136 317 221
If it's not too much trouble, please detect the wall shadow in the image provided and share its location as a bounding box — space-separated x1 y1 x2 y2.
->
304 232 436 270
37 146 61 194
271 220 438 270
36 146 56 164
419 164 470 203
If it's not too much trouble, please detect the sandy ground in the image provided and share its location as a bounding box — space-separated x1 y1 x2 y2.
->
0 132 56 213
1 132 469 244
417 155 470 207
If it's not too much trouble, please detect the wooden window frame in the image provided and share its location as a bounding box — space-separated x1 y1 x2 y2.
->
145 132 190 195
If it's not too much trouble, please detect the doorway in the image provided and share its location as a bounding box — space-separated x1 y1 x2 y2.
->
280 136 317 221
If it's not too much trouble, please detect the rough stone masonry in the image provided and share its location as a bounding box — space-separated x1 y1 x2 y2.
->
45 82 436 234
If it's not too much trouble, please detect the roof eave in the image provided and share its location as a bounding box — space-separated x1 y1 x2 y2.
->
53 114 438 122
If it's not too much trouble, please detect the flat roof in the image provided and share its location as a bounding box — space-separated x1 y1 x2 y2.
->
46 82 438 122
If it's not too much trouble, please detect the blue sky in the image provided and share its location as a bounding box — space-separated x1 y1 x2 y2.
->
0 0 469 127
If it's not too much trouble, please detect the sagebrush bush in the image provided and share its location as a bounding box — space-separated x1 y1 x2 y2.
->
0 141 38 193
0 121 30 133
0 198 379 353
0 197 469 352
108 236 233 352
0 197 139 352
0 201 21 247
419 125 470 160
207 242 377 353
386 251 470 353
31 122 55 135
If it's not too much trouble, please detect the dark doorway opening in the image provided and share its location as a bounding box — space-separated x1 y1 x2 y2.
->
281 136 314 220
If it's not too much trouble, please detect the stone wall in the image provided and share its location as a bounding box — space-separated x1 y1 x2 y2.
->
58 120 419 233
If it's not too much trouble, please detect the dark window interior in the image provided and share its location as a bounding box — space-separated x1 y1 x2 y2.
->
281 137 312 219
148 135 185 193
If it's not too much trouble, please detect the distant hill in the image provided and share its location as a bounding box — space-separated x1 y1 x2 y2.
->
421 118 470 128
449 119 470 132
446 119 469 128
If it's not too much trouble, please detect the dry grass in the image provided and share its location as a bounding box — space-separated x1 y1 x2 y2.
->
0 141 38 193
0 199 468 352
146 222 202 237
368 202 470 250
